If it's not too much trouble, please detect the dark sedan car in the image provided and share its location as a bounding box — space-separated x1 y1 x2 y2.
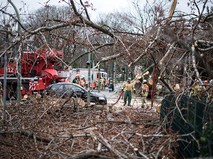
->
43 82 107 105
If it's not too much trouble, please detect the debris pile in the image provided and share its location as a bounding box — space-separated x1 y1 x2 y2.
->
0 96 180 159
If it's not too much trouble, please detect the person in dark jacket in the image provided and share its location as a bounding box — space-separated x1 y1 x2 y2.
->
72 75 80 84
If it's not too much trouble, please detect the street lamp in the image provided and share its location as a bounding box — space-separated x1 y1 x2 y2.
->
122 67 125 81
8 0 22 102
86 53 91 106
98 64 100 93
2 25 9 121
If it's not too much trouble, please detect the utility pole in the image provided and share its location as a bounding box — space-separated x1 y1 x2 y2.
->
8 0 21 102
87 53 91 106
113 60 116 86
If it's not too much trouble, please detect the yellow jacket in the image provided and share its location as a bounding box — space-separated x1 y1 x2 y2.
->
192 84 201 96
141 83 149 97
123 82 135 91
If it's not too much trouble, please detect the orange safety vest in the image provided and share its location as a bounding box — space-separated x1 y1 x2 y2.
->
80 79 86 87
142 83 149 97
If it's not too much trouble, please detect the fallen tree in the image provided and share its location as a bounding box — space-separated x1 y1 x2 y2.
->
0 95 180 159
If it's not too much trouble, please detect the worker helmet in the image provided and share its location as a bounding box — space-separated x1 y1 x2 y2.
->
143 80 147 83
127 77 131 80
204 80 208 85
210 79 213 85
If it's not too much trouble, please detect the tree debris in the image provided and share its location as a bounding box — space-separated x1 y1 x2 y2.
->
0 96 180 158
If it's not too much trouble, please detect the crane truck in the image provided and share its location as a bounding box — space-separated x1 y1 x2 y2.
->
0 46 70 99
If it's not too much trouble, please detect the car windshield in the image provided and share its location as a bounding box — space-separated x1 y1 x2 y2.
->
61 84 73 94
67 84 87 93
51 84 63 91
48 84 63 95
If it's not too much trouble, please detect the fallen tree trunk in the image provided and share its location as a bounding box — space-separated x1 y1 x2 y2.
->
19 130 53 143
68 149 111 159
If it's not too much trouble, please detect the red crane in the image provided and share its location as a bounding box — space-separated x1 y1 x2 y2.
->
0 46 69 99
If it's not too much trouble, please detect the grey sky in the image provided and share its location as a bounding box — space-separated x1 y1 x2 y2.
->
0 0 191 16
1 0 205 21
1 0 132 20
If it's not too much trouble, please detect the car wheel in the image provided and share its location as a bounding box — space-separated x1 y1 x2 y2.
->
71 97 78 112
98 100 106 105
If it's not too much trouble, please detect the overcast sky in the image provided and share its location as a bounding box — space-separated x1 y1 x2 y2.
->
1 0 133 19
13 0 130 12
0 0 196 20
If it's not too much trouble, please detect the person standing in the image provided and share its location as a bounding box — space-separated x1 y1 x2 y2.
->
191 80 202 99
72 75 80 84
141 80 149 108
108 80 114 92
80 75 87 88
122 78 135 106
101 77 105 90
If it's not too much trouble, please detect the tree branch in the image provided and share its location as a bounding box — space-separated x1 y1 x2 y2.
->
128 26 161 67
97 133 128 159
69 43 114 65
79 0 91 21
69 0 114 38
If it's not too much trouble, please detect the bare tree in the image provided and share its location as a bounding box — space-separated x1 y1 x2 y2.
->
0 0 213 158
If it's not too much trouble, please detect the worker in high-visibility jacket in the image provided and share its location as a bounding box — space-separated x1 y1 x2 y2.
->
191 80 202 99
101 77 105 90
141 80 149 108
80 75 87 88
122 78 135 106
209 80 213 102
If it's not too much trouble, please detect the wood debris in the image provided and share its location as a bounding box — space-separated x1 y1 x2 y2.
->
0 96 180 159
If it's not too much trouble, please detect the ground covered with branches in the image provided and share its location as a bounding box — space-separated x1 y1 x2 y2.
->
0 96 180 159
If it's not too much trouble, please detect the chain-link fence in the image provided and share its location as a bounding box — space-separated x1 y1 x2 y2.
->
160 94 213 158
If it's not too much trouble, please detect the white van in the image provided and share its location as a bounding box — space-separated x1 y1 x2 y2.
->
70 68 108 88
